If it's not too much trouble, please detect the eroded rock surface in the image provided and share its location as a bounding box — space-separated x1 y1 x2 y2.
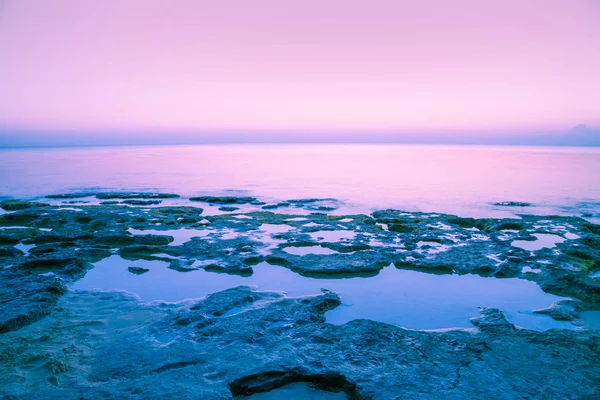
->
1 194 600 398
0 287 598 399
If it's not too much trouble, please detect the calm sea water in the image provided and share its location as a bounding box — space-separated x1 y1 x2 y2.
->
1 144 599 218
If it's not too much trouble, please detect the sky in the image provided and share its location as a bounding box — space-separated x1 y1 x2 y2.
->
0 0 599 145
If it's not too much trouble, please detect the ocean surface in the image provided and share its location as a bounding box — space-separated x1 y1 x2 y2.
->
1 144 600 219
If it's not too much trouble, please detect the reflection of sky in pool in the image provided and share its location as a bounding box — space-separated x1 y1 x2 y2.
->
282 246 339 256
308 230 356 242
512 233 565 251
73 255 584 332
128 228 209 246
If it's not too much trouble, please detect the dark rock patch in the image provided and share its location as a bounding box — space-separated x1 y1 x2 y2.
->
493 201 532 207
95 192 179 199
128 266 150 275
190 196 263 205
46 193 93 199
219 206 239 212
122 199 162 206
0 200 49 211
229 369 362 399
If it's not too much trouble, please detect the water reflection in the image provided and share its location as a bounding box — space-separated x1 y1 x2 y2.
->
73 256 578 331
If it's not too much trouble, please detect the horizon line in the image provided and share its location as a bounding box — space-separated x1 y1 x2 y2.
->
2 141 600 150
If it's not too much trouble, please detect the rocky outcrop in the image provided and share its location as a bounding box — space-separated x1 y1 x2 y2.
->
0 287 598 399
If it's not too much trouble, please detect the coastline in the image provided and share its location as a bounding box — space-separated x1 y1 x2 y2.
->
1 193 599 398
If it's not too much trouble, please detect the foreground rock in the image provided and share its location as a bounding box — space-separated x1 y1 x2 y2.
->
0 286 598 399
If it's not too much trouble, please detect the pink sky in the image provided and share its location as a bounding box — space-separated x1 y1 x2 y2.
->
0 0 599 138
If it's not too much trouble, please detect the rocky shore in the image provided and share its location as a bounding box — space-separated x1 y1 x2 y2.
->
1 193 599 399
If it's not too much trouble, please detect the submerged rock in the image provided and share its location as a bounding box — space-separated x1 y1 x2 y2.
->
219 206 240 212
46 193 93 199
492 201 532 207
204 263 253 276
190 196 264 205
96 192 179 199
122 199 162 206
168 259 198 272
128 266 150 275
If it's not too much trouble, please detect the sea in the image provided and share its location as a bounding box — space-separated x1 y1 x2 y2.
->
1 143 599 220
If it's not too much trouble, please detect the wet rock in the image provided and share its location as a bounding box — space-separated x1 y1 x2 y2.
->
2 287 598 399
394 261 454 275
492 201 532 207
281 199 341 211
46 193 92 199
95 192 179 199
119 245 173 261
219 206 239 212
0 246 21 259
16 256 90 277
268 247 387 277
190 196 264 205
168 259 198 272
310 205 337 211
0 228 36 245
262 202 291 210
538 269 600 305
387 223 415 233
93 233 173 247
470 307 516 332
128 266 150 275
204 263 253 276
533 299 581 321
0 212 40 227
287 198 337 205
122 199 162 206
0 200 49 211
0 269 68 333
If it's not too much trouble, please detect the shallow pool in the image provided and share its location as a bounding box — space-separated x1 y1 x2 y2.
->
128 228 210 246
512 233 565 251
71 255 587 331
